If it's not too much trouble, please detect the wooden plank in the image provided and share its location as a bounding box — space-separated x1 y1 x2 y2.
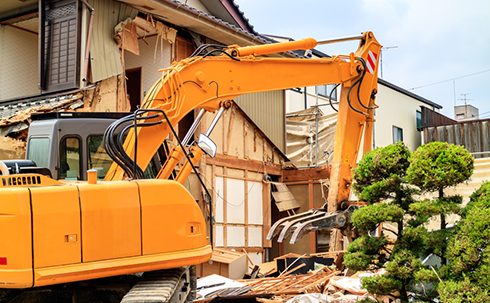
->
309 182 316 254
483 121 490 153
263 181 272 248
226 107 236 155
245 170 249 248
207 153 282 176
274 200 301 212
272 191 295 201
223 167 228 247
283 165 331 182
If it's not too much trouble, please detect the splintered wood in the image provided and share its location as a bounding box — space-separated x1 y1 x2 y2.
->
242 269 339 295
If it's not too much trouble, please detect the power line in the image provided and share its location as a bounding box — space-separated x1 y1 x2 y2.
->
408 69 490 90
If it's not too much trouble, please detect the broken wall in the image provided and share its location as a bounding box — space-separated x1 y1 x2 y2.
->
191 103 286 267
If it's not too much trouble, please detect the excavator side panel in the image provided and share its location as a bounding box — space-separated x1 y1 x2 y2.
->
31 186 81 268
0 188 33 288
136 179 209 255
78 181 142 262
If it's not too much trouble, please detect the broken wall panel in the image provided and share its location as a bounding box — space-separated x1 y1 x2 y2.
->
0 137 26 160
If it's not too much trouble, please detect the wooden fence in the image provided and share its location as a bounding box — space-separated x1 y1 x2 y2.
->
423 120 490 158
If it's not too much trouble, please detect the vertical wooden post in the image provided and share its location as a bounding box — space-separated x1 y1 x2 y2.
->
308 182 316 254
263 181 272 248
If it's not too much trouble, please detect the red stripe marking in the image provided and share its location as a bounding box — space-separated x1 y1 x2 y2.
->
367 53 376 71
0 257 7 265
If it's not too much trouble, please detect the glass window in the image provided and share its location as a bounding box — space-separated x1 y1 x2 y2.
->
316 84 337 101
416 111 422 131
60 137 80 180
393 126 403 144
27 137 50 168
88 135 113 179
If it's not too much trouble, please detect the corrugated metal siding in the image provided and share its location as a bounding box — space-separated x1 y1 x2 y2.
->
90 0 137 82
423 120 490 158
234 91 285 153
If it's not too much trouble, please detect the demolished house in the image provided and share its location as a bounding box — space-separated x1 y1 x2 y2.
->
0 0 337 264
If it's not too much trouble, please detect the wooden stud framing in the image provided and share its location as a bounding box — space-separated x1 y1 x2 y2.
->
244 170 249 248
263 181 272 248
309 182 316 254
207 154 281 176
223 166 228 247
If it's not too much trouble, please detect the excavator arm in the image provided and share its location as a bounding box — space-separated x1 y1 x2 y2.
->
105 32 381 183
104 32 381 244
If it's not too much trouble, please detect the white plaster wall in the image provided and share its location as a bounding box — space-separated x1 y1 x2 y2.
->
0 25 39 100
374 85 426 150
124 35 171 104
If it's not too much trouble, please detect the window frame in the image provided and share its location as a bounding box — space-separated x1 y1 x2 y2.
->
59 135 82 180
392 126 403 144
316 85 338 101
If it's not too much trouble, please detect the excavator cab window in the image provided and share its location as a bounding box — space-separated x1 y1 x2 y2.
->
88 135 113 179
27 137 50 169
60 137 81 180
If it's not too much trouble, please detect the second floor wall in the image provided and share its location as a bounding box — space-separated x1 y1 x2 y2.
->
0 19 39 100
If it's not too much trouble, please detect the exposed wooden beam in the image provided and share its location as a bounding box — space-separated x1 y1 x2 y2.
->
207 153 282 176
283 165 331 182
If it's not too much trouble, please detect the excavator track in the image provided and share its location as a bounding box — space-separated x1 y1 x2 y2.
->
121 266 196 303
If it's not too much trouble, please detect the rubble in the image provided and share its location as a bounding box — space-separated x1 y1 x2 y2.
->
194 250 397 303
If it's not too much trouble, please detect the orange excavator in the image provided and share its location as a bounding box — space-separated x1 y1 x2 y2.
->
0 32 380 302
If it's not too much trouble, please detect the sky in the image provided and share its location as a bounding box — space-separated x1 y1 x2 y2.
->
235 0 490 119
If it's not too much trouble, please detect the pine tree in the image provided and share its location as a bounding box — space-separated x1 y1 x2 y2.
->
344 142 433 302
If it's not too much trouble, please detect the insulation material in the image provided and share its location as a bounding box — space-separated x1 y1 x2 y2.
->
227 226 245 247
0 136 26 160
271 182 300 212
286 108 337 167
151 20 178 63
247 181 263 224
226 178 245 224
248 226 262 247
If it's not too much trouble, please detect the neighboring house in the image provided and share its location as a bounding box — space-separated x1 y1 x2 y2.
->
284 47 443 156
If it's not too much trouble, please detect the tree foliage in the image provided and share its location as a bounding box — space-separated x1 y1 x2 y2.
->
439 182 490 302
345 142 476 303
406 142 474 192
345 142 434 302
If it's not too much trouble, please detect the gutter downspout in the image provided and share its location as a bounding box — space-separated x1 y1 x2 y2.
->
80 0 94 83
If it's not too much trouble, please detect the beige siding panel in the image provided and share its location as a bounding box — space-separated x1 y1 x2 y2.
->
0 24 39 100
90 0 137 82
235 91 285 153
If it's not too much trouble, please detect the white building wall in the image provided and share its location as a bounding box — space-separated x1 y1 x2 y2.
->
0 25 39 101
373 85 435 150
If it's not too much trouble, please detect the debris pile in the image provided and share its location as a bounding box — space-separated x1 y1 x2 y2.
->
194 250 397 303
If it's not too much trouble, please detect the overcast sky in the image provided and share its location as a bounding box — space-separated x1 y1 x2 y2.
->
235 0 490 119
